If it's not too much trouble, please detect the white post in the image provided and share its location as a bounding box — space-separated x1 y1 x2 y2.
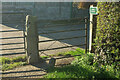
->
89 5 94 52
89 5 97 53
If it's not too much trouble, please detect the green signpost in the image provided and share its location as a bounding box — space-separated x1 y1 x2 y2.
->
90 6 98 15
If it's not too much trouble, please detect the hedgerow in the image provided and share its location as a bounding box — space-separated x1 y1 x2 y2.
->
94 2 120 70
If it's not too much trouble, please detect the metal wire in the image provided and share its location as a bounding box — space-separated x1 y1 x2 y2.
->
39 27 86 57
39 17 89 56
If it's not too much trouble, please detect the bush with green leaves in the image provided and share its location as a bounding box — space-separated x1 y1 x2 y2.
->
94 2 120 69
72 52 94 65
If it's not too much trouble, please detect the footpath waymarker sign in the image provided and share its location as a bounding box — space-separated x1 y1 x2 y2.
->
90 6 98 15
89 5 98 53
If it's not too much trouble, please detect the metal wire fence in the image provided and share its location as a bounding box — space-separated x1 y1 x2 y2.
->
37 17 89 57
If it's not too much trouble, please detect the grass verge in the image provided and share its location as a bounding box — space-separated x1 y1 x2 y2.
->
2 62 27 71
0 56 27 71
41 48 85 58
0 48 84 71
56 48 85 56
44 48 120 79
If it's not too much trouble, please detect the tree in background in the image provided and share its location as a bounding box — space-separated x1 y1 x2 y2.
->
73 2 91 9
73 2 95 9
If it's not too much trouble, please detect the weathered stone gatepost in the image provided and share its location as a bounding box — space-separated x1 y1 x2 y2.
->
25 15 40 64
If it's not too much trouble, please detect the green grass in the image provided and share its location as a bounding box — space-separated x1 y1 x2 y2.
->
41 56 49 59
0 48 84 71
57 48 85 56
44 48 120 79
40 48 85 59
0 56 26 64
0 56 27 71
2 62 27 71
45 64 119 79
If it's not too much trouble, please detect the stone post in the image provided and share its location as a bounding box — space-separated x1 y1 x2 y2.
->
25 15 40 64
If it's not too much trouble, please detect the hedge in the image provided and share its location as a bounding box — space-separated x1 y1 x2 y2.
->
94 2 120 67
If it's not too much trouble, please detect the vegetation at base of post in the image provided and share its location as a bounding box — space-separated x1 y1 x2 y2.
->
0 56 27 71
0 56 26 64
41 56 50 59
0 48 84 71
2 62 27 71
93 2 120 73
44 48 120 79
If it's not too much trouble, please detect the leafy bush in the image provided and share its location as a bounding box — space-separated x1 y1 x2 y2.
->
72 52 94 65
94 2 120 69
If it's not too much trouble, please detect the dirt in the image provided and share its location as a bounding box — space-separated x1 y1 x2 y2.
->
2 56 74 79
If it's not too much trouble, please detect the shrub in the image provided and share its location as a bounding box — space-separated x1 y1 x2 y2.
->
72 52 94 65
94 2 120 69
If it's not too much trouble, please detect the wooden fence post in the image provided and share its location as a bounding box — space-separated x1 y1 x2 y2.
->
25 15 40 64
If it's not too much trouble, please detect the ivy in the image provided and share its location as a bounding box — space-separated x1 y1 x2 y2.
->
94 2 120 69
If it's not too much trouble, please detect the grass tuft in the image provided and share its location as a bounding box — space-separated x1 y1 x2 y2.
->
0 56 27 71
2 62 27 71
